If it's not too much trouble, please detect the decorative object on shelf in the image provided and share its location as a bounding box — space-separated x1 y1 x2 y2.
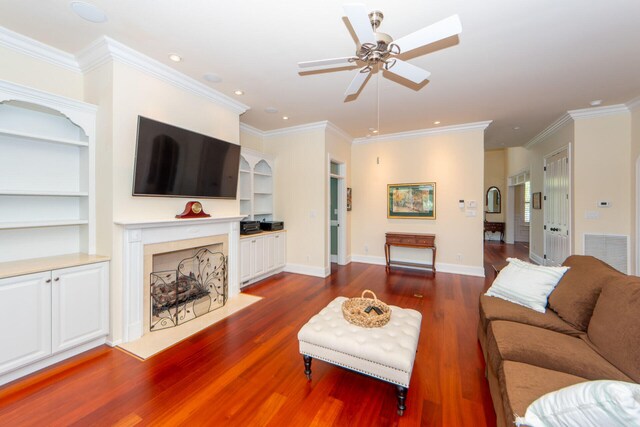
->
175 201 210 219
347 187 352 211
387 182 436 219
533 192 542 209
342 290 391 328
486 186 501 213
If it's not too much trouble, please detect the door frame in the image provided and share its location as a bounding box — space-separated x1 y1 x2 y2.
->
636 156 640 275
543 144 572 266
327 155 347 269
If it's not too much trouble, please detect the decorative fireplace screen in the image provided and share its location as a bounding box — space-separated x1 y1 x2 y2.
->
150 248 227 331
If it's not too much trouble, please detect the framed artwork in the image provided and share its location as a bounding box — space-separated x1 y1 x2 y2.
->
387 182 436 219
533 192 542 209
346 187 352 211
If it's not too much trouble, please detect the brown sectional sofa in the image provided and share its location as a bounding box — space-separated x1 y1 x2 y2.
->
478 255 640 426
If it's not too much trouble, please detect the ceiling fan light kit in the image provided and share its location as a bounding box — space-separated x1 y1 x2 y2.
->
298 3 462 98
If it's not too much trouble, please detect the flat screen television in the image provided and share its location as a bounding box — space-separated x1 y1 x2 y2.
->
132 116 241 199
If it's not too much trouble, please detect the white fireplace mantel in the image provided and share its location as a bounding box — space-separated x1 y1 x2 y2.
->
115 215 244 343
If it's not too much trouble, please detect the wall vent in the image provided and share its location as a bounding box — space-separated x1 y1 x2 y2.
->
583 234 628 274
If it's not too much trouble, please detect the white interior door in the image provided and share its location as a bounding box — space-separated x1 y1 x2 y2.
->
544 147 571 266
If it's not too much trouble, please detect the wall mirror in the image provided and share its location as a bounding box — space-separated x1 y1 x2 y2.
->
486 186 501 213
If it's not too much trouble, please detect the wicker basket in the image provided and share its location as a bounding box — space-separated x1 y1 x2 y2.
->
342 290 391 328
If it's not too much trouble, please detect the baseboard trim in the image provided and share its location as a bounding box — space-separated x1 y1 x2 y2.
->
350 255 485 277
529 252 544 265
284 263 329 278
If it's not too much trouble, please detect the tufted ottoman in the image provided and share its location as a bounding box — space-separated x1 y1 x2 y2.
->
298 297 422 415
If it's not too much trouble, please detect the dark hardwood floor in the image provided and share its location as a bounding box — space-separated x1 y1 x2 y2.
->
0 242 529 426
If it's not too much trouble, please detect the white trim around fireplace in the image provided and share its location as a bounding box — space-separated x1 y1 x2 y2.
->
115 216 244 343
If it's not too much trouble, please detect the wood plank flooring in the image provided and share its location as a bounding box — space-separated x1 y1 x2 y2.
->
0 242 528 426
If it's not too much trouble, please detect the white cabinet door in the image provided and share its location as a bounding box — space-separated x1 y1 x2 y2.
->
252 236 265 277
51 262 109 354
274 232 286 268
264 234 276 272
0 272 51 375
239 238 252 283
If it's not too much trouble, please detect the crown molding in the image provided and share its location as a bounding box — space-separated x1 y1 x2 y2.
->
0 26 80 73
239 123 264 138
76 36 249 115
326 122 353 143
352 120 492 144
568 104 629 120
262 120 330 137
524 113 572 149
627 96 640 111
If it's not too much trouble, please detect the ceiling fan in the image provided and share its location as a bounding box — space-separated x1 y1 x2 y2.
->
298 4 462 98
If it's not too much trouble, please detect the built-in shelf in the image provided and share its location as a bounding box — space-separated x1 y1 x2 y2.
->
239 198 251 201
239 148 274 222
253 171 272 177
240 169 250 173
0 219 89 230
254 192 272 195
0 190 89 197
0 127 89 147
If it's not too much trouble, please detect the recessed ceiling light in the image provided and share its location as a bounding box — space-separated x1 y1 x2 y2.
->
372 129 379 134
70 1 108 23
282 116 289 120
590 99 603 106
264 107 278 114
168 54 182 62
514 126 520 130
234 90 244 95
203 73 221 83
434 121 441 125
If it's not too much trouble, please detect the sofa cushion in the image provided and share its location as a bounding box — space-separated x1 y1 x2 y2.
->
516 380 640 427
548 255 624 331
479 294 583 338
588 278 640 383
499 361 587 422
485 258 569 313
487 321 631 382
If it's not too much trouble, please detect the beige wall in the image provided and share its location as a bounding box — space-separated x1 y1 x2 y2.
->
0 45 83 100
240 128 264 152
631 105 640 274
325 127 352 267
573 112 632 261
506 147 530 177
351 130 485 274
484 149 506 223
264 129 326 274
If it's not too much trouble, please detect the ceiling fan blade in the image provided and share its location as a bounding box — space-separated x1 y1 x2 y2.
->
344 69 370 97
385 59 430 84
298 57 356 69
392 14 462 55
343 3 377 46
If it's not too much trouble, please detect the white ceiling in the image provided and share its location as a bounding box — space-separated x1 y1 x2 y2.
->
1 0 639 148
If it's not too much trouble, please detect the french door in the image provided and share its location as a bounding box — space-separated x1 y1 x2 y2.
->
543 147 571 266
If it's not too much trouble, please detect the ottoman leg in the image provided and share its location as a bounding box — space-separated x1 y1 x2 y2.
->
396 385 407 416
303 355 312 381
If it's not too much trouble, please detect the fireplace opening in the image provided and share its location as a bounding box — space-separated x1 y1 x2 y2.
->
150 247 227 331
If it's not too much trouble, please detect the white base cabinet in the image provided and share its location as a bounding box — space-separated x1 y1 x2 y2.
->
240 231 286 287
0 260 109 386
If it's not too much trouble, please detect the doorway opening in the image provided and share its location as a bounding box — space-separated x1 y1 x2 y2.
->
328 158 347 267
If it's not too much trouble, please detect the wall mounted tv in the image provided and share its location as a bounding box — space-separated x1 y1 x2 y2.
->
132 116 241 199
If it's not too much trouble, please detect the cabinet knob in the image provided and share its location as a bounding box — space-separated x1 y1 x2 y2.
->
54 277 60 282
45 279 52 283
252 240 256 243
275 235 279 238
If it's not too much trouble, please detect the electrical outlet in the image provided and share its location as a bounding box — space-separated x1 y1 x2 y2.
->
364 245 369 254
456 253 463 261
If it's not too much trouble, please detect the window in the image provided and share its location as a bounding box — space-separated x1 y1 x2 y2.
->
524 181 531 223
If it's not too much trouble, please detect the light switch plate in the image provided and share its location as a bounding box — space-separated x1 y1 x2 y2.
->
468 200 477 208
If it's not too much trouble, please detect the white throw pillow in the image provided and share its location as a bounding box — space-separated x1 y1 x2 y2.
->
485 257 569 313
515 380 640 427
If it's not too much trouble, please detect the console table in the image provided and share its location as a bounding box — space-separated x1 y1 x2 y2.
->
385 232 436 272
484 221 505 242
